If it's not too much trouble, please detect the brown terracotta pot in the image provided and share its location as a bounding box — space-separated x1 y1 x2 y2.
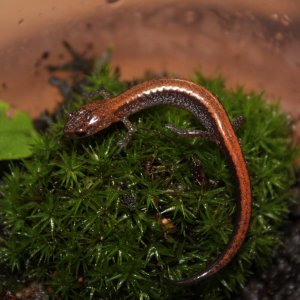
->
0 0 299 138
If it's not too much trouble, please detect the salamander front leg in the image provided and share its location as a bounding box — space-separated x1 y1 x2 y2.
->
232 116 244 132
118 117 136 150
165 124 218 143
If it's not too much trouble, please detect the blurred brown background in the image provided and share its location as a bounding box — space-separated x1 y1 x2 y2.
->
0 0 299 139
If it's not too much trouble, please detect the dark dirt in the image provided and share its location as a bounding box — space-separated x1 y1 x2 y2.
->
236 176 300 300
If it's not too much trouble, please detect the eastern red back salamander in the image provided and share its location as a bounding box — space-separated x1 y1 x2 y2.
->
64 78 252 286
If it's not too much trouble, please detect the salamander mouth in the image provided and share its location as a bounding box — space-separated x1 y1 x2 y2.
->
74 129 87 138
64 125 88 138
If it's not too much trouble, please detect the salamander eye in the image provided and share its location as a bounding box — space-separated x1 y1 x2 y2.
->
75 129 86 137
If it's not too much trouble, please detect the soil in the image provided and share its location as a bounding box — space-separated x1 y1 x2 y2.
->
236 179 300 300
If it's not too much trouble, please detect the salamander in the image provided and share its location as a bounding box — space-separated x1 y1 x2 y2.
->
64 78 252 286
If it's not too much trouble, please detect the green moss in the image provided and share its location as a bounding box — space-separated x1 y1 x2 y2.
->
0 65 298 299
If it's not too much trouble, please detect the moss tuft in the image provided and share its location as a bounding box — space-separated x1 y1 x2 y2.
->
0 65 298 299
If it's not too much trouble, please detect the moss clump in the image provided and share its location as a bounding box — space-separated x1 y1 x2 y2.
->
0 65 298 299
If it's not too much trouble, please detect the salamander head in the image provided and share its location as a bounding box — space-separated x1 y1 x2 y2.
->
64 106 116 139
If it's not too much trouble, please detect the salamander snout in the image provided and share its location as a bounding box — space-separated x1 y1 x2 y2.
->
64 108 115 139
64 109 99 138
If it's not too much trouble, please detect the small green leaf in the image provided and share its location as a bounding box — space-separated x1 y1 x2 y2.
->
0 101 39 160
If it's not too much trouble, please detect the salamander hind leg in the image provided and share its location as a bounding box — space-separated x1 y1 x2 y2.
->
165 124 219 143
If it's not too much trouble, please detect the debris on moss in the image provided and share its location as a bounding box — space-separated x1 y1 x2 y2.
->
0 64 298 299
